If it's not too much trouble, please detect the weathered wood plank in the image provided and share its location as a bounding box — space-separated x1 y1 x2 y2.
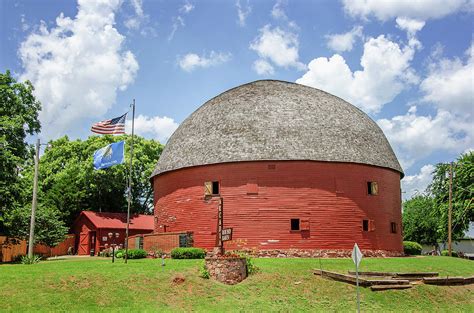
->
348 271 439 278
314 269 409 286
371 284 412 291
423 277 466 285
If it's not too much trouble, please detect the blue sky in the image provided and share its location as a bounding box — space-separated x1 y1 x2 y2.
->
1 0 473 199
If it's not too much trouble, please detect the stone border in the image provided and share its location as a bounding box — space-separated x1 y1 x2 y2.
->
233 249 403 258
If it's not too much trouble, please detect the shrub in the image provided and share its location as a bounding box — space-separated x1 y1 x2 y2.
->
403 241 422 255
113 249 147 259
245 255 259 275
199 261 210 279
127 249 147 259
171 247 206 259
21 255 42 264
114 249 125 258
441 250 459 257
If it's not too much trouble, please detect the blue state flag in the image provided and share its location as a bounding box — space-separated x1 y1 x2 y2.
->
93 141 125 170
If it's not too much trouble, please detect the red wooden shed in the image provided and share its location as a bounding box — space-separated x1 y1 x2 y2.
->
72 211 154 255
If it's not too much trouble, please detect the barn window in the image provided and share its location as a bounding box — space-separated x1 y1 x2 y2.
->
212 181 220 195
204 181 220 197
291 219 300 231
367 181 378 195
391 222 397 234
268 164 276 170
362 219 369 231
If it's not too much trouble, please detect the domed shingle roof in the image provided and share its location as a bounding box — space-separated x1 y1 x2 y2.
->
152 80 403 177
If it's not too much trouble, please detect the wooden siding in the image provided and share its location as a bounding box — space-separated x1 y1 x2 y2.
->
153 160 403 252
34 234 75 257
1 235 75 262
72 213 153 255
0 237 27 262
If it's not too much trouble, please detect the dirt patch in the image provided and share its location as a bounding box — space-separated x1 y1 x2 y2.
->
172 274 186 285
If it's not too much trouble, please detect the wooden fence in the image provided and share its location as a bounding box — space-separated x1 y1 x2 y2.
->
34 234 76 257
0 236 27 262
0 234 76 262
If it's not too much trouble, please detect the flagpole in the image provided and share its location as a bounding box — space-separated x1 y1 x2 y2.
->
125 99 135 264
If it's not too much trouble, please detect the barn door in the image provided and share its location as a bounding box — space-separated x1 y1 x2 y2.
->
78 233 89 255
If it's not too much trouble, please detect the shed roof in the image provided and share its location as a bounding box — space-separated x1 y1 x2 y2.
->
152 80 403 177
79 211 154 230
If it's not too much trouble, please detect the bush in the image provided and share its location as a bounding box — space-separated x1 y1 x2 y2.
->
245 255 259 275
441 250 459 257
153 249 164 258
403 241 422 255
199 261 210 279
114 249 125 258
171 247 206 259
21 255 42 264
114 249 147 259
127 249 147 259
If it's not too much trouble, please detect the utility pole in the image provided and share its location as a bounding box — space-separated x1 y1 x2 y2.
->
448 162 453 257
28 139 40 258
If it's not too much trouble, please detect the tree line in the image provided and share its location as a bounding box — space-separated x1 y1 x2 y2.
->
403 152 473 248
1 71 163 246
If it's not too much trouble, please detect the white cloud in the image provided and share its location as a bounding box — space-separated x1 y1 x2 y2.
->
297 35 418 113
130 114 179 143
377 106 473 169
253 59 275 75
401 164 435 200
19 0 138 139
180 1 194 14
168 1 194 41
396 17 425 49
271 0 288 20
250 25 304 74
20 14 30 32
236 0 251 27
395 17 425 35
326 25 363 52
342 0 471 21
124 0 145 30
421 44 474 116
169 16 185 41
178 51 231 72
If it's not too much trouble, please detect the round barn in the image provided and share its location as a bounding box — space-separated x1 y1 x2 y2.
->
151 80 404 257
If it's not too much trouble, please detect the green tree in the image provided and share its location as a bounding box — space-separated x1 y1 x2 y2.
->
18 135 163 227
402 195 440 245
0 71 41 232
3 205 67 247
428 152 473 241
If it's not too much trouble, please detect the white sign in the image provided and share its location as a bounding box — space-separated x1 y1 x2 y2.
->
352 243 363 267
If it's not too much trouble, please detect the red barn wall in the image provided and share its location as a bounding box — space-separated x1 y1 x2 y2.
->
153 161 403 253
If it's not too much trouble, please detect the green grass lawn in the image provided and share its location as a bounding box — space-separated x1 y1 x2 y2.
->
0 256 473 312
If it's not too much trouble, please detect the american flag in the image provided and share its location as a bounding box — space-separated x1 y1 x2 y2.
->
91 113 127 135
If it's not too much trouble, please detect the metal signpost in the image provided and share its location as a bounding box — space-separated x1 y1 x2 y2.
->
352 243 363 313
